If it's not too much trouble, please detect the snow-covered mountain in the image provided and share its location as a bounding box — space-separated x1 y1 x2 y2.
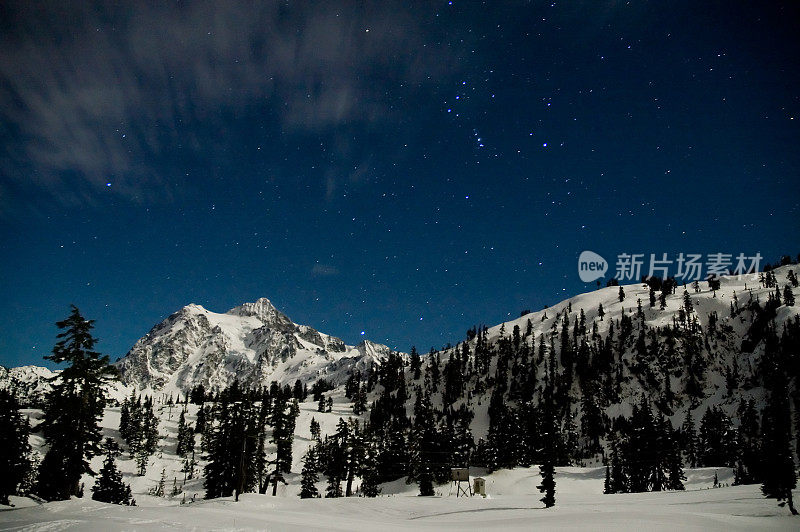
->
0 365 57 406
114 297 395 394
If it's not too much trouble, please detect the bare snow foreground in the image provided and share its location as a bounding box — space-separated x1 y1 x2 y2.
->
2 485 798 531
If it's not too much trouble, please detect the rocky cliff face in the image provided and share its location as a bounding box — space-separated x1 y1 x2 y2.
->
114 297 396 393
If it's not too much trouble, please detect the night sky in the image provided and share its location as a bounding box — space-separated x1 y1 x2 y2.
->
1 1 798 368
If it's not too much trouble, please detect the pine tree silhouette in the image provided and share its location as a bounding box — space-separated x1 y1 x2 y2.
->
92 438 133 505
0 390 32 505
38 306 117 501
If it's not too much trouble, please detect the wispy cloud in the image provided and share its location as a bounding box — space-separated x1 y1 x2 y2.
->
311 263 339 278
0 1 456 215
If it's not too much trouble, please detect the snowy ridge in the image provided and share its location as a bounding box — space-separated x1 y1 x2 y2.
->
437 263 800 437
487 265 797 346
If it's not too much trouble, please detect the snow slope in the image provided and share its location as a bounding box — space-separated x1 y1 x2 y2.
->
5 380 795 532
6 385 798 530
2 481 797 531
439 264 800 440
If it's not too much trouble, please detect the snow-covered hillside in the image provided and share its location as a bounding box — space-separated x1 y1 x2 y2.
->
447 263 800 436
5 385 797 531
4 393 797 531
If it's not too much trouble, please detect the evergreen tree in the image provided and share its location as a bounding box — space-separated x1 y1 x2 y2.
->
561 410 579 465
325 462 343 499
681 410 698 468
698 406 734 467
580 387 605 455
359 435 382 497
299 448 320 499
760 365 798 514
195 405 207 434
608 433 628 494
410 389 443 488
0 390 32 505
343 419 364 496
318 394 326 413
135 445 149 477
119 394 131 442
352 383 368 415
625 399 657 493
190 383 206 404
322 424 347 498
538 461 556 507
418 466 435 496
127 396 160 476
37 306 117 501
538 365 557 508
18 450 40 498
91 438 133 505
618 286 625 302
733 399 762 485
171 476 181 497
142 398 159 455
176 410 194 457
664 421 686 491
151 468 166 497
310 417 321 441
451 408 475 467
683 290 693 314
182 449 197 482
611 399 683 494
410 346 422 380
292 379 305 400
203 390 260 500
272 398 298 476
344 372 359 399
783 285 795 306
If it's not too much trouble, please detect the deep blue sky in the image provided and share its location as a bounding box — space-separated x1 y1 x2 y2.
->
1 1 798 368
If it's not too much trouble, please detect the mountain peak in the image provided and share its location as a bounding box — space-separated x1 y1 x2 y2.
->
226 297 292 327
356 338 393 359
181 303 208 314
